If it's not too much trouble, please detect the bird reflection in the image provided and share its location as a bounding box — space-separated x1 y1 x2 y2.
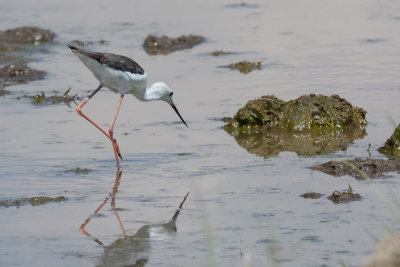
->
79 168 189 267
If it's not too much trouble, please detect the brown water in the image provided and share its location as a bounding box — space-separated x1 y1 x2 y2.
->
1 0 400 266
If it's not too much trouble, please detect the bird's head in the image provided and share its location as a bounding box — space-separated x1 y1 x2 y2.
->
147 82 188 127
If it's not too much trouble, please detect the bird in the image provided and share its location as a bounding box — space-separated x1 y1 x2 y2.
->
67 44 187 167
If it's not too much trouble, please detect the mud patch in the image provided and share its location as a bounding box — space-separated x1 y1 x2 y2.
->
0 196 67 208
143 34 205 55
312 158 400 179
210 50 236 57
300 192 323 199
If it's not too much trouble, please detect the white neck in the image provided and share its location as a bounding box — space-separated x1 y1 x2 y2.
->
141 82 167 102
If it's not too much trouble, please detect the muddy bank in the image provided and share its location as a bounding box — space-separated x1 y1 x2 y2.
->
0 196 67 208
0 26 55 44
378 124 400 158
0 64 45 84
225 94 367 157
312 158 400 179
143 34 205 55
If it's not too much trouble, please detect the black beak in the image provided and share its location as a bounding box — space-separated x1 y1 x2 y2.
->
170 103 188 127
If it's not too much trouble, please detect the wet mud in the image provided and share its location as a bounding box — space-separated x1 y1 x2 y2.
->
0 196 67 208
143 34 205 55
225 94 367 157
327 184 361 204
312 158 400 179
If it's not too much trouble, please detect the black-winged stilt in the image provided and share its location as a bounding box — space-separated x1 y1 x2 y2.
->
68 44 187 167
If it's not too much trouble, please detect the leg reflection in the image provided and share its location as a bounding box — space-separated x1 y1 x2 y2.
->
79 168 189 267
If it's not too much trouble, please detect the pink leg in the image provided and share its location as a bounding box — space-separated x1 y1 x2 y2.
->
76 84 122 159
109 95 124 167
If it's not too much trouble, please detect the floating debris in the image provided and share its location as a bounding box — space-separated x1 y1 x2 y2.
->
25 88 79 106
225 94 367 157
0 196 67 208
0 63 45 84
300 192 323 199
226 61 261 74
65 167 93 174
0 26 55 44
378 124 400 158
312 158 400 179
143 34 205 55
327 184 361 204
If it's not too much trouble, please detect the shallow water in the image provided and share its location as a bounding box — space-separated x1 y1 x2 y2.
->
1 0 400 266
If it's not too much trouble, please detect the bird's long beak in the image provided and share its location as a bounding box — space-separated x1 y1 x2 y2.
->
170 103 188 127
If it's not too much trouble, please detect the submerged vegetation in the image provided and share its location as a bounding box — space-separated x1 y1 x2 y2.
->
226 60 262 74
0 196 67 208
24 88 79 106
65 167 93 174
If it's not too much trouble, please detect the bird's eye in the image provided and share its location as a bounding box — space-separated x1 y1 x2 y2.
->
169 92 173 96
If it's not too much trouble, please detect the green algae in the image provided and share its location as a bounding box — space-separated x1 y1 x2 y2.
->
225 94 367 157
0 196 67 208
227 61 262 74
378 124 400 158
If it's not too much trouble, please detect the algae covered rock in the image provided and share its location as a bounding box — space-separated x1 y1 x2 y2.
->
378 124 400 158
0 26 55 44
0 63 45 84
327 184 361 204
225 94 367 157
